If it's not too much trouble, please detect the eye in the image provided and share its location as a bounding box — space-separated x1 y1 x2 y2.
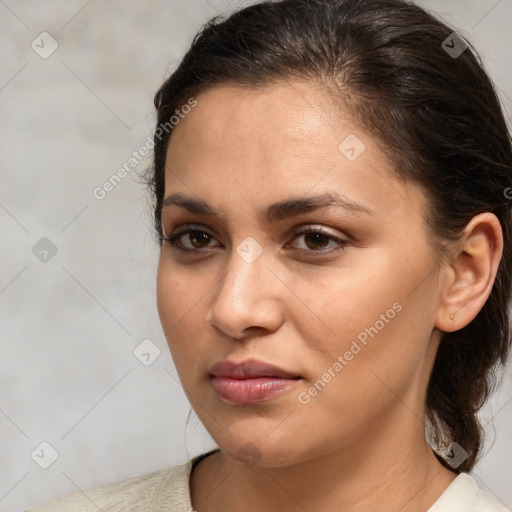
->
163 228 220 251
162 225 348 255
288 226 348 254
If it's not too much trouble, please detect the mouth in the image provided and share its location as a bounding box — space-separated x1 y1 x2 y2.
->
209 358 302 404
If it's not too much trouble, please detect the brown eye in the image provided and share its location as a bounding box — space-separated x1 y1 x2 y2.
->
302 232 331 250
289 227 347 254
164 229 220 250
188 231 212 248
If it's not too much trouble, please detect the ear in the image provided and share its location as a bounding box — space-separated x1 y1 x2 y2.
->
435 213 503 333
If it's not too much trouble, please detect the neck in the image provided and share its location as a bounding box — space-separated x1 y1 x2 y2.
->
190 406 457 512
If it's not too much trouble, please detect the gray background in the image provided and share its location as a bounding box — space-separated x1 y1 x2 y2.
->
1 1 511 510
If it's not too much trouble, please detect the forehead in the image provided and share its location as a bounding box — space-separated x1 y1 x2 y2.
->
166 82 355 185
163 82 428 226
168 81 343 158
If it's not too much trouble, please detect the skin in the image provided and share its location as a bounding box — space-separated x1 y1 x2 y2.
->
156 81 503 512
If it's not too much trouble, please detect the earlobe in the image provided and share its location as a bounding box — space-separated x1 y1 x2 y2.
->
435 213 503 333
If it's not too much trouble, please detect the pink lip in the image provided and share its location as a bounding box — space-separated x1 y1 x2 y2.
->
209 358 301 404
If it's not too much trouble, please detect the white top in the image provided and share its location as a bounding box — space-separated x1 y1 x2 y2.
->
428 472 510 511
26 449 510 511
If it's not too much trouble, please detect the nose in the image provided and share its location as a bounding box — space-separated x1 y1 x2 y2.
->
208 246 284 340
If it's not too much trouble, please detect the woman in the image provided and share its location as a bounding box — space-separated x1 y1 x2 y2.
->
29 0 511 510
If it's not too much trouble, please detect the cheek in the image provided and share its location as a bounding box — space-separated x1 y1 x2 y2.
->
292 253 433 397
286 253 397 355
156 260 193 352
156 256 203 325
156 259 210 376
156 262 179 332
304 287 435 423
293 310 420 442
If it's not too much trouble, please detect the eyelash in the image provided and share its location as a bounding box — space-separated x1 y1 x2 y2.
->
162 225 349 257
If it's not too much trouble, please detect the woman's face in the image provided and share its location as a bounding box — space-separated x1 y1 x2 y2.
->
157 82 445 467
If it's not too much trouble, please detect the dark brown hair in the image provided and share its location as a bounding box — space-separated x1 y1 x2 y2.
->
149 0 512 472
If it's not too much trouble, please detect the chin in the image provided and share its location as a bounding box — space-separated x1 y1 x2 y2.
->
211 431 315 469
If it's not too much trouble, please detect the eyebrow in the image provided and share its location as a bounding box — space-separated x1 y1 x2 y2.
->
161 192 373 222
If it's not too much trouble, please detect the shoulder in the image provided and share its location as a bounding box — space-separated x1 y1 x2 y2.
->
429 473 511 512
25 459 193 512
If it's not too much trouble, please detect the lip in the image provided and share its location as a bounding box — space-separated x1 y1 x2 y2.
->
209 358 300 379
209 358 301 404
